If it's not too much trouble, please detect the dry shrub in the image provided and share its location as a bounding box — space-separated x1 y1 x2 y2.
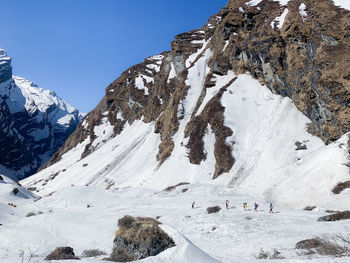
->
164 182 189 192
270 249 285 259
315 235 350 257
297 235 350 257
81 249 106 257
256 249 269 259
207 206 221 214
109 247 135 262
255 248 285 259
295 239 322 249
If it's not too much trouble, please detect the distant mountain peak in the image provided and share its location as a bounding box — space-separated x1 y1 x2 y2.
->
0 47 82 180
0 46 12 83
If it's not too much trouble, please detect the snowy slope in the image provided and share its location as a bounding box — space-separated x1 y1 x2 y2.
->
22 59 350 210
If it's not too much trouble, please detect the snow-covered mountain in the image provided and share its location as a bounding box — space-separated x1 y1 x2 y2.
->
24 0 350 209
0 47 83 180
1 1 348 261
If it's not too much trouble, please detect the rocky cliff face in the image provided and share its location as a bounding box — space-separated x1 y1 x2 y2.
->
46 0 349 168
27 0 350 207
0 48 83 180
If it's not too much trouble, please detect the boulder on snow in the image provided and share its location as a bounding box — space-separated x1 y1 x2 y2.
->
12 188 19 195
109 216 175 262
295 239 322 249
207 206 221 214
317 211 350 222
45 247 80 260
0 175 3 181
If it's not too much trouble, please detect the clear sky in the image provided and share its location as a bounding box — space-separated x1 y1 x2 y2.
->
0 0 228 113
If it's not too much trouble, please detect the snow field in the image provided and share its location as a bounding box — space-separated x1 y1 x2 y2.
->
1 183 349 262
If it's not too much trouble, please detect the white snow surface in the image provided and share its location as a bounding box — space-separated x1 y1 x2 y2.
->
135 75 149 95
333 0 350 11
299 3 307 22
167 62 177 83
271 8 289 29
2 183 350 262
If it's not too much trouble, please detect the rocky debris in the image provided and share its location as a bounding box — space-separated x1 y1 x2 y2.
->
317 211 350 221
295 238 322 249
295 141 308 150
45 247 80 260
0 49 83 179
332 181 350 194
109 216 175 262
303 206 316 211
12 188 19 195
207 206 221 214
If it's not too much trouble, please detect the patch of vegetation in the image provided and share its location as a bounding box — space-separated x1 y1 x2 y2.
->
81 249 106 257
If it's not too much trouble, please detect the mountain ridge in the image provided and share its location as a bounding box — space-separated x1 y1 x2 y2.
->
24 0 350 209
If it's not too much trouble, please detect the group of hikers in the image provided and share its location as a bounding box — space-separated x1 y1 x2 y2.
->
192 200 274 213
240 201 273 213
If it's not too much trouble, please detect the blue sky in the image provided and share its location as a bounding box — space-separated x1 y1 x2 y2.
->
0 0 227 113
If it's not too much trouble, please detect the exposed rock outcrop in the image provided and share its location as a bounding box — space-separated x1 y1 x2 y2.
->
45 247 80 260
109 216 175 262
317 211 350 221
42 0 350 183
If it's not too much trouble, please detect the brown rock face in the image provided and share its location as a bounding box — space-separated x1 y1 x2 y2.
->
43 0 350 179
110 216 175 262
